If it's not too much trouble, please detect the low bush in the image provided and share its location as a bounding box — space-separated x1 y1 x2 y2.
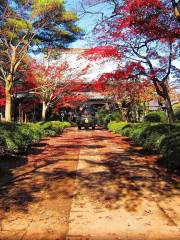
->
160 132 180 168
111 111 122 122
38 121 71 137
96 108 122 128
144 111 168 123
108 121 180 169
173 104 180 121
108 121 129 133
0 121 71 155
174 111 180 121
173 103 180 112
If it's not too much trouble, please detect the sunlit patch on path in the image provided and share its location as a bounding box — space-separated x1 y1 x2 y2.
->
0 128 80 240
0 128 179 240
67 129 180 240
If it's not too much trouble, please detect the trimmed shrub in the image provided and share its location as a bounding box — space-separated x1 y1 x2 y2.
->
108 121 180 169
144 111 168 123
0 121 71 155
160 132 180 168
175 111 180 121
173 103 180 121
108 121 129 133
173 103 180 112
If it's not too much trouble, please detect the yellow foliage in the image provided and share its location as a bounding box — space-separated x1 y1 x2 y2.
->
31 0 64 16
7 18 32 30
61 11 78 21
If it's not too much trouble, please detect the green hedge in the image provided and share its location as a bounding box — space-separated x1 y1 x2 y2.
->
96 108 122 127
108 121 180 168
175 111 180 121
173 103 180 121
0 121 71 155
173 103 180 112
144 111 168 123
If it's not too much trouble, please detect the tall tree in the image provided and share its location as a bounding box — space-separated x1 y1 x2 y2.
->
92 60 153 121
0 0 82 122
86 0 180 123
26 60 89 121
83 0 180 22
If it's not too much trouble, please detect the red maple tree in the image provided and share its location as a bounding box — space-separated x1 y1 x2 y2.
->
93 61 153 121
85 0 180 123
25 60 89 121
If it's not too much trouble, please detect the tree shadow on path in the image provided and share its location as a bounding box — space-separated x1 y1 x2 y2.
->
0 129 179 217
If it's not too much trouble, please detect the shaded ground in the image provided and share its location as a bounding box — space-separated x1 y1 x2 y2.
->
0 127 179 240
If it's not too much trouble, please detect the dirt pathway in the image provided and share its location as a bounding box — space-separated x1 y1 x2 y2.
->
0 128 179 240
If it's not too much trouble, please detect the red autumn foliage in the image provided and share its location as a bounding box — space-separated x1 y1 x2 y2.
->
93 61 152 104
53 94 88 111
24 60 90 119
88 0 179 123
20 98 40 112
116 0 180 39
83 45 120 60
0 86 5 107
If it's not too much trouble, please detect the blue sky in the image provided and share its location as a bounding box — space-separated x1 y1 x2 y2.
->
66 0 113 48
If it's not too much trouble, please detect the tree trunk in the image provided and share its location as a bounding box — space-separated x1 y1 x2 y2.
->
5 87 12 122
171 0 180 22
42 101 47 121
5 88 11 122
164 95 175 124
132 103 137 122
153 80 175 124
160 82 175 124
5 75 13 122
142 102 146 120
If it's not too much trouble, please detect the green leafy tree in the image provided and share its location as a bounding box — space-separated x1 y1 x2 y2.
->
0 0 82 122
